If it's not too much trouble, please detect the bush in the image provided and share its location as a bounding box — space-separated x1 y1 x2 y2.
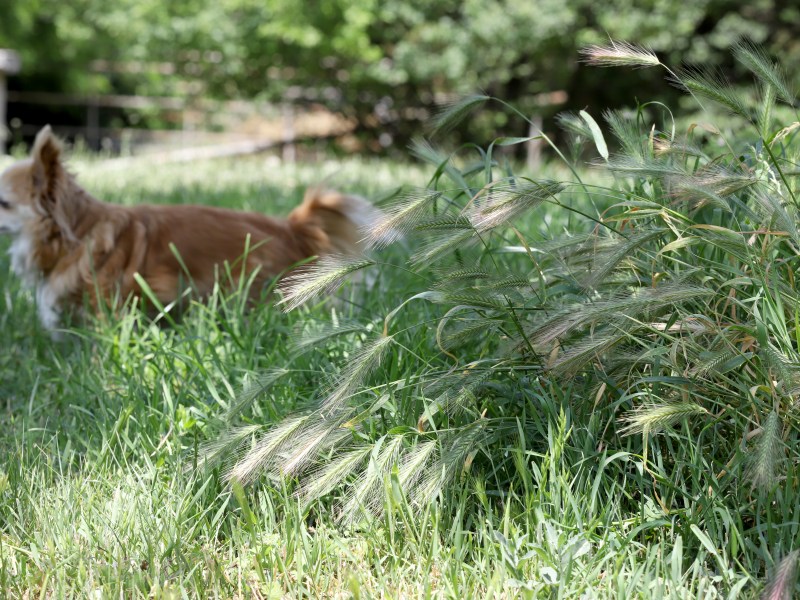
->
6 1 800 149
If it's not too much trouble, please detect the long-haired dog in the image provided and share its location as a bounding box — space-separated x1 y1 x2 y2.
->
0 126 375 331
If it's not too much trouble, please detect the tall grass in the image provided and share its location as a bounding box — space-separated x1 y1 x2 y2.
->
1 154 739 597
216 42 800 596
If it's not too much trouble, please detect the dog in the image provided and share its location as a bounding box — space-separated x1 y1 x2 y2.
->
0 126 377 331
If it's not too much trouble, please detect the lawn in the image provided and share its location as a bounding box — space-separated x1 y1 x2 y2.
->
0 149 787 599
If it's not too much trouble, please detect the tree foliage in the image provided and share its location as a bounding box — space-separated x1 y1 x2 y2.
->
1 0 799 145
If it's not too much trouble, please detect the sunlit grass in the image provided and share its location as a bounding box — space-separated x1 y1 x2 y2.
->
0 148 789 597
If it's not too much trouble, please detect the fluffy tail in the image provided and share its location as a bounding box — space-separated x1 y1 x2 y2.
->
287 188 381 256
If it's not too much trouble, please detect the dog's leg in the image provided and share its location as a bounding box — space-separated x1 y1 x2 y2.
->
35 281 63 338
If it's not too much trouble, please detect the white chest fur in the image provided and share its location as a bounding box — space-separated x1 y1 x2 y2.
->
8 233 35 286
35 281 62 331
7 232 63 332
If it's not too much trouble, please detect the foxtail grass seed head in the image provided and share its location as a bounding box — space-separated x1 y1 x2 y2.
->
621 401 709 436
581 41 660 68
761 550 800 600
747 411 785 490
734 41 796 107
365 189 442 249
429 94 491 137
278 255 376 311
466 181 563 232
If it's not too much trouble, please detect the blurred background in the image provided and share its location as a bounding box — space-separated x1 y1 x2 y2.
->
0 0 798 160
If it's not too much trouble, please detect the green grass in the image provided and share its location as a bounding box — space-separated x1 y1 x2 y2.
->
0 149 788 598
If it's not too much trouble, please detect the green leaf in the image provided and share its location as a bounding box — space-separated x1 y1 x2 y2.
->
494 136 539 146
579 110 609 160
690 524 718 557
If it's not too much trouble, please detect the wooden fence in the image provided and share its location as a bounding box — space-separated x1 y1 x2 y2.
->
5 90 360 162
1 62 568 167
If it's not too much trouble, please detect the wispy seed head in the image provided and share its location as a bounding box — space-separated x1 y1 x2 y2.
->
581 41 661 69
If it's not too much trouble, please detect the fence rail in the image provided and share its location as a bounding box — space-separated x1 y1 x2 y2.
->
5 90 359 161
4 87 568 165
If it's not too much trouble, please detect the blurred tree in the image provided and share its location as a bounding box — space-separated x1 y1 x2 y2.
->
1 0 798 150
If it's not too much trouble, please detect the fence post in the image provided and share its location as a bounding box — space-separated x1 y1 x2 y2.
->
0 50 21 155
527 115 543 172
87 95 100 150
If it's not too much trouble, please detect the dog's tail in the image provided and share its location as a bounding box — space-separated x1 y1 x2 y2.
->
287 188 381 256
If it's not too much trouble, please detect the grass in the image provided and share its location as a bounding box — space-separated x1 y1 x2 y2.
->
0 144 793 599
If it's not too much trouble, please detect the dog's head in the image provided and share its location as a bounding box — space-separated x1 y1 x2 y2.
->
0 125 69 236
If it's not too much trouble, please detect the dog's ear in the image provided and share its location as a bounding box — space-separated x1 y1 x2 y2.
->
30 125 65 214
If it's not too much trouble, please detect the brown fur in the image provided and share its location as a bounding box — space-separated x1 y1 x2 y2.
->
0 126 375 329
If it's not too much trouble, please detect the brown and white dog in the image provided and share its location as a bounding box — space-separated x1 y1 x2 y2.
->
0 126 375 331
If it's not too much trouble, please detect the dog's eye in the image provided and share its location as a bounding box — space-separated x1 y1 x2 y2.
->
0 198 9 210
